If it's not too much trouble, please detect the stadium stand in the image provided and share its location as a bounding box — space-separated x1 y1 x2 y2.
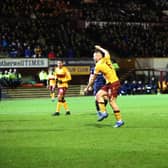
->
0 0 167 58
0 0 168 98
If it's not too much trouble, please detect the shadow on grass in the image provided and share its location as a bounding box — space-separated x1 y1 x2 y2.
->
85 123 112 128
79 112 97 116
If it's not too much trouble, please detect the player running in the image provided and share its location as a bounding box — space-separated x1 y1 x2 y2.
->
52 60 72 116
47 68 56 102
85 45 124 128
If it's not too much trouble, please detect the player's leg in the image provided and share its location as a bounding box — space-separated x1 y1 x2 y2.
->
109 97 124 127
109 97 121 120
61 88 70 115
50 85 55 102
53 88 63 116
108 82 124 127
94 89 101 116
104 95 108 106
95 96 108 116
62 97 70 115
96 89 108 121
49 86 52 98
95 99 100 111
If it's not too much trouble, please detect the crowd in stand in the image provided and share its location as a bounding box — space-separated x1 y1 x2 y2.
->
0 0 73 18
81 0 161 22
0 18 93 58
0 0 167 58
86 23 168 57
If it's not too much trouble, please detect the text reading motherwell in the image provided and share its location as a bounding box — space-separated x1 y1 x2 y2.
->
0 59 46 68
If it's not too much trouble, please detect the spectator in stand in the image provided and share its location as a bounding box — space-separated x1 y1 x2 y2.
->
1 35 8 52
56 45 63 57
8 41 18 58
48 50 56 59
33 45 42 58
24 46 33 58
48 46 56 59
66 47 75 58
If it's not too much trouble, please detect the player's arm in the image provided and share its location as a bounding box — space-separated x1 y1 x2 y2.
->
89 74 94 84
94 45 109 56
86 73 94 91
85 73 98 92
95 45 114 70
88 67 95 88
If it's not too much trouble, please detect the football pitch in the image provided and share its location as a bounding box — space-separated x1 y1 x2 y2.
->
0 94 168 168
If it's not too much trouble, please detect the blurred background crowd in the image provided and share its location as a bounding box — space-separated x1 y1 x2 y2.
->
0 0 167 59
0 0 168 93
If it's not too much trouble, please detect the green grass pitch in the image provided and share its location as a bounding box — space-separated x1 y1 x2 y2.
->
0 94 168 168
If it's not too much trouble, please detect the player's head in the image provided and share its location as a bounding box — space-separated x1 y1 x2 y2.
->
57 59 64 68
94 49 105 57
93 50 104 62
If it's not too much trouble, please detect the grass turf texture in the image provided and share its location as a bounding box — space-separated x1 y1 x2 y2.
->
0 95 168 168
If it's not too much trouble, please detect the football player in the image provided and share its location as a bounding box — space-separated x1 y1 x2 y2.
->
52 60 72 116
85 45 124 128
47 68 56 102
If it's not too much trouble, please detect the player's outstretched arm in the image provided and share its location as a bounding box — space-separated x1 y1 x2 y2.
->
94 45 109 55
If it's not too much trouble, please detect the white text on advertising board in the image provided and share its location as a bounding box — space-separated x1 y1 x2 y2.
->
0 58 48 68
